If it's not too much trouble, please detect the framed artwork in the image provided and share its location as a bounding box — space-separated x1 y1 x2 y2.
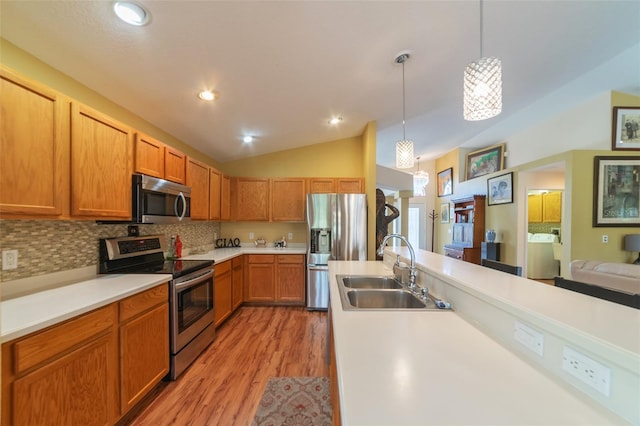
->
612 107 640 151
487 172 513 206
466 143 505 180
593 156 640 227
440 203 449 223
437 168 453 197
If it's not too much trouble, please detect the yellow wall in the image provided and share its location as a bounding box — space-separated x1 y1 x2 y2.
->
362 121 377 259
434 148 462 254
0 38 219 168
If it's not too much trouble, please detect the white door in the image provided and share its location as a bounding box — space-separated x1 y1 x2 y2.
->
408 202 427 250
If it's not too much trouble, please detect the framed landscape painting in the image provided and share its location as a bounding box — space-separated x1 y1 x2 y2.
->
465 143 505 180
593 156 640 226
612 107 640 151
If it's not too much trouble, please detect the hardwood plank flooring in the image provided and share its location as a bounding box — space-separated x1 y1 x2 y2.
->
123 306 328 426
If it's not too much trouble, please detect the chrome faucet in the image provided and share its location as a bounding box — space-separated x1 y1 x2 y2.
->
377 234 417 288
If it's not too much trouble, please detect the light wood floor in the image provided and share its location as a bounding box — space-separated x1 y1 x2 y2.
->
122 306 329 426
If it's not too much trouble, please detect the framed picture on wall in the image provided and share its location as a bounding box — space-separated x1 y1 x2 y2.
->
593 156 640 226
437 168 453 197
465 143 505 180
440 203 449 223
487 172 513 206
612 107 640 151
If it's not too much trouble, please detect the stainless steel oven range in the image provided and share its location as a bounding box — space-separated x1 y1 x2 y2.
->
99 234 215 380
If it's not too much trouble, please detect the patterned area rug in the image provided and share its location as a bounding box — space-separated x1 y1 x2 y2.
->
252 376 332 426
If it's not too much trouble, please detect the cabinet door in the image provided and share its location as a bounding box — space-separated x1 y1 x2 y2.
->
214 261 232 326
245 255 275 302
336 178 364 194
1 67 69 217
275 255 305 304
221 175 231 221
209 167 222 221
165 147 186 184
71 103 132 219
307 178 335 194
232 257 244 310
119 303 169 414
234 177 270 221
271 178 305 221
186 157 210 220
134 132 164 178
543 191 562 223
528 194 543 223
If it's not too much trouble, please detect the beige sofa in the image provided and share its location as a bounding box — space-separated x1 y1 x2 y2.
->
570 260 640 295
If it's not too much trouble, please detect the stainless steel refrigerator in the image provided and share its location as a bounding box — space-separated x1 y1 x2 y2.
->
306 193 367 309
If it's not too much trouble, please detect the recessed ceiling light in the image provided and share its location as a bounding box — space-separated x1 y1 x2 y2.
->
113 1 150 26
243 136 253 143
329 116 343 125
198 90 216 101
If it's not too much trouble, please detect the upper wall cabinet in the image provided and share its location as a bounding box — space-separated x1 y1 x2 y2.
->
307 178 364 194
0 67 69 217
186 157 210 220
233 177 270 221
209 167 222 221
221 175 231 221
529 192 562 223
71 103 132 219
271 178 306 222
134 133 186 184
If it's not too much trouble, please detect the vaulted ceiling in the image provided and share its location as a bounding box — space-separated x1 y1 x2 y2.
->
2 1 638 170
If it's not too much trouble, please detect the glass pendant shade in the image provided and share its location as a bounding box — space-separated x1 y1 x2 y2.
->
396 140 414 169
413 170 429 196
463 57 502 121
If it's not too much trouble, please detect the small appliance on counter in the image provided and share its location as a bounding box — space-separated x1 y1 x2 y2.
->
255 237 267 248
99 234 215 380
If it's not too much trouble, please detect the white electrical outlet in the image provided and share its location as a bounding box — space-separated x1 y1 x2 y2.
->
514 321 544 356
2 250 18 270
288 232 293 240
249 232 254 240
562 346 611 396
602 235 608 243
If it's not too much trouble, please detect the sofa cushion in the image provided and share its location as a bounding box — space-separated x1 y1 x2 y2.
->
570 260 640 295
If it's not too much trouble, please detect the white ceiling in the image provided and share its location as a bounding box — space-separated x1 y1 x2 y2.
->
1 1 639 169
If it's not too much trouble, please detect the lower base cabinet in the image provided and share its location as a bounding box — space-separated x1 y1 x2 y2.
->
214 260 233 327
232 256 243 310
1 283 169 425
245 254 305 305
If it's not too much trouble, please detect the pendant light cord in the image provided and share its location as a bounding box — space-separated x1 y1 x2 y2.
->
479 0 484 57
402 60 406 140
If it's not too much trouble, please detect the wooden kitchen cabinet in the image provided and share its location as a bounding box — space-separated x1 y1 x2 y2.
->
164 147 186 184
232 256 244 310
336 178 364 193
275 255 305 304
244 254 304 305
528 192 562 223
1 304 119 425
209 167 222 221
271 178 306 221
71 102 133 219
307 178 336 194
221 175 231 221
118 284 169 415
307 177 364 194
528 194 543 223
134 132 165 179
233 177 270 221
0 66 69 218
186 157 210 220
214 260 233 327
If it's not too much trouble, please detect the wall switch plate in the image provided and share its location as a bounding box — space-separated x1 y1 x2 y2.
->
602 235 608 243
514 321 544 356
562 346 611 396
249 232 254 240
2 250 18 270
288 232 293 240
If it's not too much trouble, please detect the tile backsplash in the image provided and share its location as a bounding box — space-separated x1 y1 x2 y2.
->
0 220 220 282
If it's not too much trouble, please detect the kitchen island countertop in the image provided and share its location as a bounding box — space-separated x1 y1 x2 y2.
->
329 259 636 425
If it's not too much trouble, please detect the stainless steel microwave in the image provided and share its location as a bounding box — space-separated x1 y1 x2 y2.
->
132 174 191 224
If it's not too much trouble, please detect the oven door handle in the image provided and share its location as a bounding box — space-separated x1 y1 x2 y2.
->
174 269 214 291
175 191 187 222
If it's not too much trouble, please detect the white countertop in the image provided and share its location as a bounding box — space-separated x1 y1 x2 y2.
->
329 260 634 425
1 274 170 343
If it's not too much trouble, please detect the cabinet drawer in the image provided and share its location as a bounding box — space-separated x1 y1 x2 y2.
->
247 254 275 264
119 284 168 323
277 255 304 264
215 260 231 276
13 304 116 374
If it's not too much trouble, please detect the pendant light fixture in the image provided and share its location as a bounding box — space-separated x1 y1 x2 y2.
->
463 0 502 121
413 156 430 196
395 52 414 169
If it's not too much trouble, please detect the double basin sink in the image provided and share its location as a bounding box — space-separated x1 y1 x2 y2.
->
336 275 446 311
